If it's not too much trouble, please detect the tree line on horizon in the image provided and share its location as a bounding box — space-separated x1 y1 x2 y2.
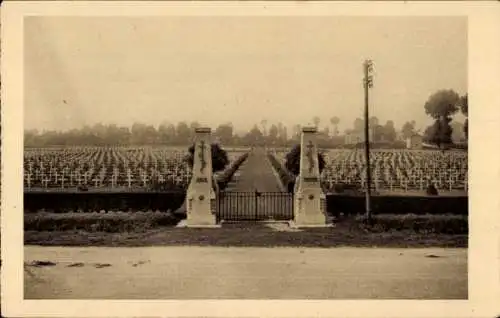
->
24 89 467 148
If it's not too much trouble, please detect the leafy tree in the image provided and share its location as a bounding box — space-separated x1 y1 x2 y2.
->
278 123 288 144
424 117 453 148
268 124 279 145
330 116 340 136
260 119 268 137
158 121 175 144
368 117 380 141
382 120 396 142
372 124 385 142
424 89 460 149
424 89 460 120
353 118 364 133
460 93 468 116
186 143 229 173
243 124 264 146
401 121 416 139
175 121 191 144
214 123 234 145
422 125 434 144
460 94 468 140
284 144 325 176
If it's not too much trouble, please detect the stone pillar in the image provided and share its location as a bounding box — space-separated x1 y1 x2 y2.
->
183 127 219 227
291 127 330 228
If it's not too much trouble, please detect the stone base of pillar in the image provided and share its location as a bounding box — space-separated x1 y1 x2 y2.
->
288 220 334 229
292 191 330 228
182 192 220 228
176 219 221 228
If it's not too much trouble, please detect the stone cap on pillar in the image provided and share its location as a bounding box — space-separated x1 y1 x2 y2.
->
302 127 317 133
195 127 211 133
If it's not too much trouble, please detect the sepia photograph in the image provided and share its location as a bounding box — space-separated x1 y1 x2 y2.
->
2 1 500 317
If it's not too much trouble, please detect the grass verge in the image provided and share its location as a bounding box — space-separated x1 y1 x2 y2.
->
356 214 468 235
24 211 179 232
25 213 467 248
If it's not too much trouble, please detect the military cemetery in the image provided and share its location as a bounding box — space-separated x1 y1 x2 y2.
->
18 13 469 301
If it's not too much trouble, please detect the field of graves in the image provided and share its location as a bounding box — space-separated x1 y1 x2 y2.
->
23 146 247 191
24 146 468 195
273 148 468 195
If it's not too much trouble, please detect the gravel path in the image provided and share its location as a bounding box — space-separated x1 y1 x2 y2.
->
224 148 283 192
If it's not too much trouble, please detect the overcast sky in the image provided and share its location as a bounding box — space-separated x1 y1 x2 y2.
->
24 16 467 133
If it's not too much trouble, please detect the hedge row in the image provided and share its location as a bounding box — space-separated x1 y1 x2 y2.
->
267 153 295 192
356 214 468 235
327 194 468 216
216 152 250 190
24 191 186 214
24 211 180 232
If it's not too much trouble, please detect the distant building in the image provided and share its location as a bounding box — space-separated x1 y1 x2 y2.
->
406 134 423 149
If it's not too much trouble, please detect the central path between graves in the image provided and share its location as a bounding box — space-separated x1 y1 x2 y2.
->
224 147 284 193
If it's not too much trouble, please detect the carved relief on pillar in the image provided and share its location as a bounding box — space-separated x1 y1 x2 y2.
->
210 198 216 215
320 197 327 215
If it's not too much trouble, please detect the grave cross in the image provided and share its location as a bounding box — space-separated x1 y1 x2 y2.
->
111 174 117 188
25 172 32 188
76 173 83 185
305 140 315 174
198 140 207 173
374 175 379 190
141 172 149 187
92 176 100 188
127 170 133 188
42 175 50 188
419 175 425 191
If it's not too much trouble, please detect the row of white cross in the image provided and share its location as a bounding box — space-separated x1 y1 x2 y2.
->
24 170 190 188
323 170 466 186
323 174 468 191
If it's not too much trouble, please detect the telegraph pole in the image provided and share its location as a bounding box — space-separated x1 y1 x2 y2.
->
363 59 374 223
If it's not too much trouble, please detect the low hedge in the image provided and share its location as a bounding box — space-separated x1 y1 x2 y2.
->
24 211 180 232
356 214 468 234
24 191 186 214
216 152 249 190
327 194 468 216
267 153 295 192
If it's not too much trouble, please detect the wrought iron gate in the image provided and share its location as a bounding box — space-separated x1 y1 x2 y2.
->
216 191 293 222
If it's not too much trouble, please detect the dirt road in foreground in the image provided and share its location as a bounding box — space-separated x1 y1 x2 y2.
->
24 246 467 299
